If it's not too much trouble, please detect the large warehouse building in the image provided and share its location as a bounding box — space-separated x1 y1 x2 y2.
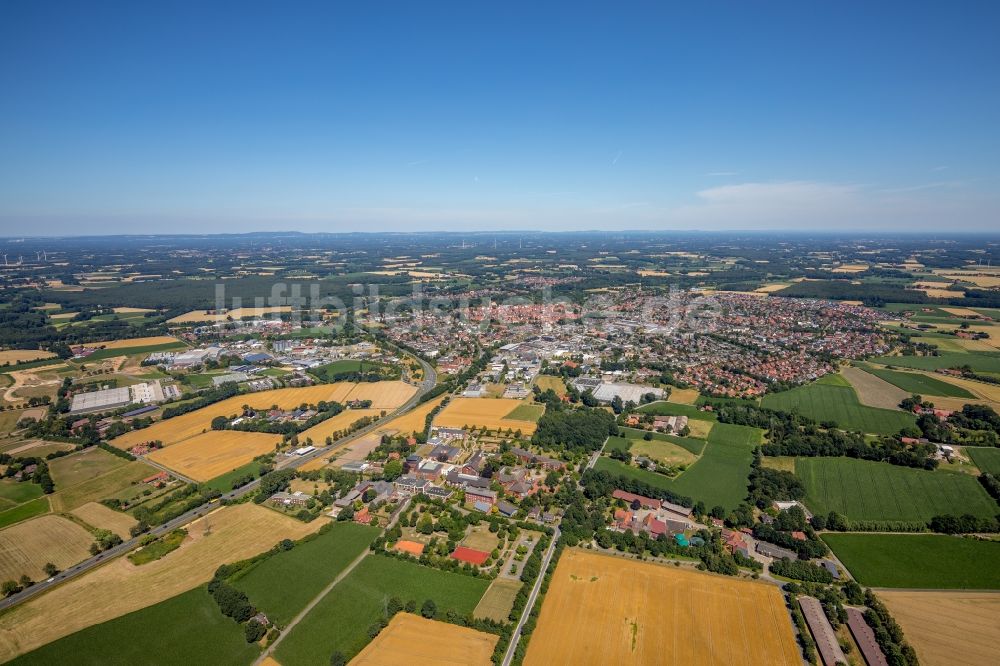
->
69 380 169 415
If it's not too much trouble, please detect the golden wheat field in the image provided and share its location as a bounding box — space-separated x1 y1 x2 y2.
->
434 397 539 434
0 350 57 364
167 306 292 323
0 514 94 583
147 430 281 481
373 394 447 437
111 383 358 448
350 613 498 666
0 504 321 663
88 336 182 349
298 408 384 444
342 380 417 409
666 388 701 405
71 501 138 539
879 590 1000 666
523 549 800 666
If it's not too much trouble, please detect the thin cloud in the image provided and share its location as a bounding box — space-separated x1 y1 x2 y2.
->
611 150 622 166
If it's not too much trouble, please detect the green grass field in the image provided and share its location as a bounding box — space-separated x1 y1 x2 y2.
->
823 533 1000 589
231 523 379 626
0 496 49 529
967 447 1000 476
797 457 997 523
275 555 489 665
203 461 263 493
760 382 916 434
636 401 716 421
617 428 706 455
0 480 43 508
79 342 187 362
857 365 975 398
504 403 545 421
595 421 759 510
870 352 1000 373
8 586 260 666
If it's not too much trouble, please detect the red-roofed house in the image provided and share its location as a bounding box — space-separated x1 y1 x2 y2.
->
451 546 490 566
612 489 661 510
354 507 372 525
791 531 807 542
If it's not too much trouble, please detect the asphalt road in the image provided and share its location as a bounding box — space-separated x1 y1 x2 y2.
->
0 354 437 612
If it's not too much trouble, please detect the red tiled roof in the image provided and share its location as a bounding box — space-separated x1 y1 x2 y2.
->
450 546 490 565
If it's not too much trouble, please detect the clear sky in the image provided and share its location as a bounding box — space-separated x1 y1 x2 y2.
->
1 1 998 235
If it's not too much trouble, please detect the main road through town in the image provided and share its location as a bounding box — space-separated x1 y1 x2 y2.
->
0 355 436 612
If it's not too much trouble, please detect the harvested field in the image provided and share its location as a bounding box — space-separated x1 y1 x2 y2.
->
434 397 540 434
754 283 791 293
298 408 383 444
342 380 417 409
534 375 567 397
89 336 182 349
372 394 446 437
917 372 1000 403
0 503 321 663
71 501 138 538
858 364 976 398
878 590 1000 666
167 306 292 323
524 549 800 666
48 447 127 487
350 613 497 666
941 307 986 317
841 366 909 409
474 578 522 622
667 387 701 404
0 350 56 364
111 307 154 314
48 449 158 512
110 383 359 448
148 430 280 481
0 514 94 582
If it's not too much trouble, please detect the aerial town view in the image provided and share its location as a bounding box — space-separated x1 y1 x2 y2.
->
1 3 998 666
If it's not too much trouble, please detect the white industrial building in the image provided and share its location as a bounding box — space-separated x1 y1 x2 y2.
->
70 380 170 415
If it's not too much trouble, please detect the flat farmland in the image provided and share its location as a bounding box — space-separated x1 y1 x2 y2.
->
342 380 417 409
474 578 522 622
870 352 1000 373
147 430 281 481
823 534 1000 589
840 366 910 409
373 394 446 437
666 387 701 404
48 450 159 512
299 408 383 443
967 447 1000 475
71 501 139 538
167 306 292 323
857 365 975 398
0 350 56 364
433 397 540 434
0 514 94 582
0 503 321 663
8 586 260 666
797 457 997 523
533 375 567 397
275 555 488 666
350 613 498 666
878 591 1000 666
231 522 378 625
88 336 183 349
523 549 800 666
111 383 358 448
761 382 915 434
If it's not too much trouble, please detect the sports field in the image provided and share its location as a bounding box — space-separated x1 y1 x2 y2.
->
761 382 916 434
0 514 94 582
523 549 800 666
878 590 1000 666
433 397 540 434
797 457 996 523
275 555 489 666
231 522 378 625
967 447 1000 475
8 586 260 666
0 504 321 663
857 365 975 398
71 501 138 538
474 578 522 622
148 430 281 481
351 612 497 666
823 533 1000 589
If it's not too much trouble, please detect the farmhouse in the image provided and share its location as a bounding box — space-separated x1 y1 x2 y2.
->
799 596 847 666
611 489 661 510
756 541 798 560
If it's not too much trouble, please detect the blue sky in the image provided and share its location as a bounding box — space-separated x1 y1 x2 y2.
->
1 1 998 234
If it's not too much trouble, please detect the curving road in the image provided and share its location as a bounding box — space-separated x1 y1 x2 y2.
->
0 354 437 612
